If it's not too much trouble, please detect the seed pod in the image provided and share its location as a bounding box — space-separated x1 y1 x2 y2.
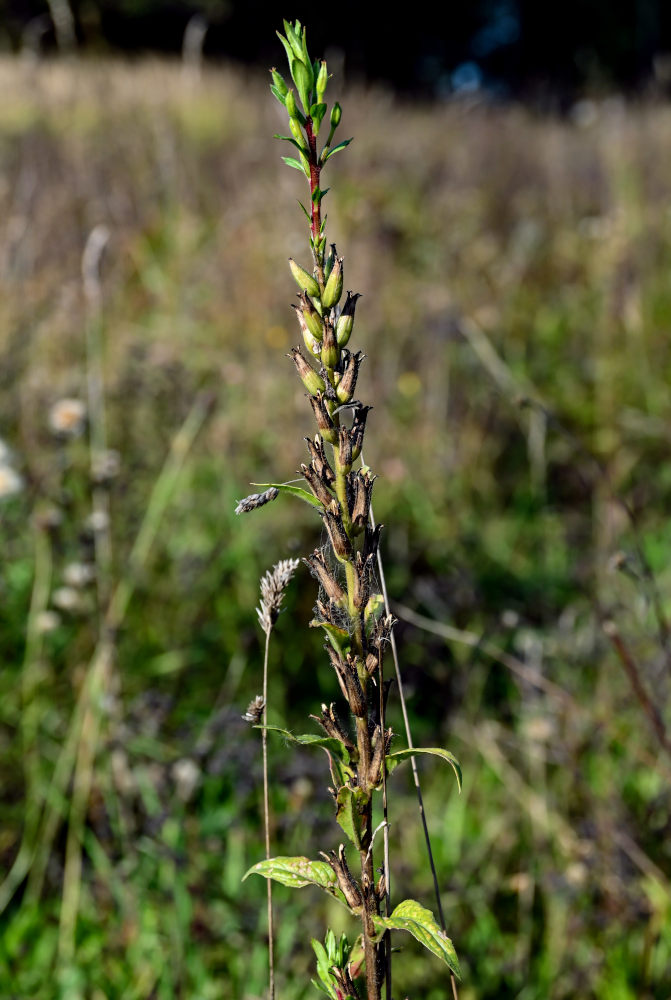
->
292 305 321 357
289 258 320 298
301 462 334 507
316 60 328 102
335 291 361 347
321 318 339 369
322 845 363 910
305 434 335 485
297 291 324 340
342 653 366 717
311 703 352 750
331 102 342 128
322 507 352 561
350 469 375 531
362 522 382 562
353 551 375 610
326 645 351 702
337 426 352 472
368 724 385 786
308 392 336 442
290 347 325 396
350 404 371 460
322 255 343 309
324 243 337 280
336 349 363 404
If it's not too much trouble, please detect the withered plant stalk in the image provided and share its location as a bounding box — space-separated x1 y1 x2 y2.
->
239 21 461 1000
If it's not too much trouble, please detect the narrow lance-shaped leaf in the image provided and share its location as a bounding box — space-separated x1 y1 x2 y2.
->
371 898 461 977
386 746 462 792
258 724 352 766
245 856 337 893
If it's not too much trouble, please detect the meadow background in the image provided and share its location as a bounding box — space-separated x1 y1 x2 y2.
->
1 56 671 999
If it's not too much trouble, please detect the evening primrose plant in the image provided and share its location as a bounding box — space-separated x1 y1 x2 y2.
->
239 20 462 1000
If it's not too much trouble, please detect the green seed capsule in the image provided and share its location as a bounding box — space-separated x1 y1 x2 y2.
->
271 68 289 98
297 291 324 340
290 347 325 396
289 258 320 299
335 291 361 346
330 102 342 128
321 255 343 309
321 320 338 368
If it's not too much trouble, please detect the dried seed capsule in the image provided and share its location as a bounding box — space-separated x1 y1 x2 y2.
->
335 291 361 347
350 469 375 531
336 349 363 403
290 347 325 396
350 404 371 460
289 258 320 298
305 434 335 485
311 703 351 748
362 522 382 561
301 462 334 507
308 392 336 442
352 551 375 610
337 426 352 472
322 508 352 561
321 318 339 369
321 255 343 309
322 845 363 910
342 653 366 716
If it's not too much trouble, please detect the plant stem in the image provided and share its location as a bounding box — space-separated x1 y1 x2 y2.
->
262 626 276 1000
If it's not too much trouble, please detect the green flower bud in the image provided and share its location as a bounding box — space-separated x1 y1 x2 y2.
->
270 68 289 98
321 319 339 369
285 89 300 120
297 291 324 340
289 258 320 299
290 347 325 396
330 102 342 128
335 291 361 347
316 60 328 102
321 255 343 309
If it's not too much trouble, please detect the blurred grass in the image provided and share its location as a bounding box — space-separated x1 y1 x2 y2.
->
1 55 671 998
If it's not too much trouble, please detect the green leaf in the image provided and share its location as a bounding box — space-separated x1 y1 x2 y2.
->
310 102 327 128
322 138 353 163
274 134 308 154
270 84 287 107
244 855 340 894
298 200 312 224
371 899 460 977
309 619 350 656
281 155 308 174
386 747 462 793
251 481 323 510
276 31 296 69
259 725 351 766
335 785 368 849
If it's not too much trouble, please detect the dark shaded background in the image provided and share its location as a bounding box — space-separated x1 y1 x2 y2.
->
4 0 671 101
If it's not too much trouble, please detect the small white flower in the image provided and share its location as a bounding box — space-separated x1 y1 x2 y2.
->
172 758 200 802
49 398 86 438
35 610 61 633
91 449 121 484
63 562 96 588
52 586 83 613
86 509 109 533
0 464 24 501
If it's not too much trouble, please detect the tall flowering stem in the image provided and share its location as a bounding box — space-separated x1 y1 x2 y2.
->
242 20 462 999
